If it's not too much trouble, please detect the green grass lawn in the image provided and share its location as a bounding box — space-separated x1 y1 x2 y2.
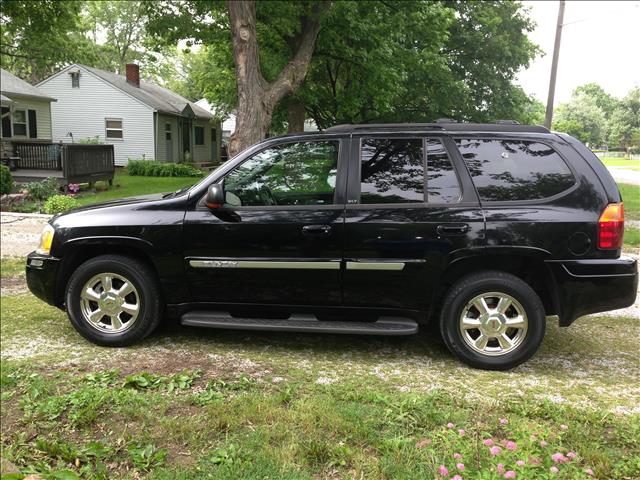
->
619 183 640 221
74 170 201 207
1 256 640 479
600 157 640 170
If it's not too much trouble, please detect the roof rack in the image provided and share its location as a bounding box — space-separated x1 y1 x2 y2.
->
324 123 550 134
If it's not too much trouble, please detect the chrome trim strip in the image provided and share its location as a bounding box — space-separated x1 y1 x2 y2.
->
189 260 340 270
346 261 405 271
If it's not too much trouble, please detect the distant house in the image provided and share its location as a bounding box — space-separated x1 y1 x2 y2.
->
195 98 318 145
194 99 236 144
37 64 221 166
1 68 56 158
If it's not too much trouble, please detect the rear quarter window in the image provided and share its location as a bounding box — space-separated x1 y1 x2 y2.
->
455 138 576 202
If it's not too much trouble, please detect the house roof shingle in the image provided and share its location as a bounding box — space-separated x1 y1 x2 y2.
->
0 69 56 101
80 65 213 120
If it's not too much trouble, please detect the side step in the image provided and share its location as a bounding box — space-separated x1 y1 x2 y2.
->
180 311 418 336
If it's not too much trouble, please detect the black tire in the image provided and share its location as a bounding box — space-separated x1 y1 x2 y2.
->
439 271 545 370
65 254 162 347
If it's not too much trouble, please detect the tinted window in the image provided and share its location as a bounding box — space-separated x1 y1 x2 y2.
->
360 138 424 203
456 139 575 201
426 139 460 203
224 141 338 207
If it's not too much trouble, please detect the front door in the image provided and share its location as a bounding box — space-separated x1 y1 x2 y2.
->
165 123 173 162
342 135 485 312
183 137 348 306
182 120 191 161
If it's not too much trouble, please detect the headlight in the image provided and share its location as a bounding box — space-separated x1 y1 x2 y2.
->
36 224 55 255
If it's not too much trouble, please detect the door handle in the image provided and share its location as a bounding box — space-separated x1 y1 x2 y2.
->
436 223 470 236
302 225 332 236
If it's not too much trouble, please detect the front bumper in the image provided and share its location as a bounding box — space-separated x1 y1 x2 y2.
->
546 256 638 326
26 251 61 306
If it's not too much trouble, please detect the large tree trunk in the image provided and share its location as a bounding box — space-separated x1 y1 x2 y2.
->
227 0 329 157
287 99 306 133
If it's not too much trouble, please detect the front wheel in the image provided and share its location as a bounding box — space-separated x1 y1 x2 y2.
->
439 271 546 370
66 255 162 346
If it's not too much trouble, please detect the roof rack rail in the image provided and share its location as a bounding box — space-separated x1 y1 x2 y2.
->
323 123 550 134
435 118 458 123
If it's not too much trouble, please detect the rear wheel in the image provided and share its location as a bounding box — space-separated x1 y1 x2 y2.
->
439 271 545 370
66 255 162 346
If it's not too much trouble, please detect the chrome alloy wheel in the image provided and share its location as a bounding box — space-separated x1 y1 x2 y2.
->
459 292 528 356
80 273 140 334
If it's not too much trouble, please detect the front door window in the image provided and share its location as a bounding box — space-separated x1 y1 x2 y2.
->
223 141 339 207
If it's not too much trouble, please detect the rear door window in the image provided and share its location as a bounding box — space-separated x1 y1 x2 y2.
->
455 139 575 202
359 137 461 204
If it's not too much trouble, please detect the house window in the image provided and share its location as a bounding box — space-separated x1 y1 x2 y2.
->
194 126 204 146
12 110 27 136
105 118 123 139
71 71 80 88
165 123 172 140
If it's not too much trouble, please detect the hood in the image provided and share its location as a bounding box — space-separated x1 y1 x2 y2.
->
63 192 169 214
50 191 188 231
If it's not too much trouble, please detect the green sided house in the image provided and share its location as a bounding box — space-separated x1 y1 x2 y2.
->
1 68 56 158
37 64 221 167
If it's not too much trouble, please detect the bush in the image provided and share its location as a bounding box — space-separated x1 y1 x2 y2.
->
25 177 60 202
0 165 13 195
127 160 204 178
43 194 79 214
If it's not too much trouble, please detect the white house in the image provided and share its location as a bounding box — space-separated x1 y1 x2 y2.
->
38 64 221 166
1 68 56 158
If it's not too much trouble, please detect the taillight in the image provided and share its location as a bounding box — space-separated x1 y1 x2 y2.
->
598 203 624 249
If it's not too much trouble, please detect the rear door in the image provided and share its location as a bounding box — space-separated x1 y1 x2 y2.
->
342 134 485 312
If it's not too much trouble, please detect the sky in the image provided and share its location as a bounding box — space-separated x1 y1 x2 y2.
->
516 0 640 105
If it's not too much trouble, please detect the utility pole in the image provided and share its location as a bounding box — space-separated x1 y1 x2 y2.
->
544 0 566 129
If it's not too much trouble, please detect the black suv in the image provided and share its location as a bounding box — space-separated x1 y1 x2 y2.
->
26 123 638 370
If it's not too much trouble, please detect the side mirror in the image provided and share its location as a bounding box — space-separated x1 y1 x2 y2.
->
205 184 225 209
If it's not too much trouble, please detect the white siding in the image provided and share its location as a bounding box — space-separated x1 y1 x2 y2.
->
222 114 236 138
38 66 155 166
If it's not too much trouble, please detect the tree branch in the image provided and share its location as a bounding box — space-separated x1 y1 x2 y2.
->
267 1 331 107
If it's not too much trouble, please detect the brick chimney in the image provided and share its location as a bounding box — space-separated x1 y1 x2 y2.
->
125 63 140 87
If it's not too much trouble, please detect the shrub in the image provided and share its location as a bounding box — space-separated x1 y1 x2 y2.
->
127 160 204 177
0 165 13 195
76 136 103 144
43 194 79 214
25 177 60 202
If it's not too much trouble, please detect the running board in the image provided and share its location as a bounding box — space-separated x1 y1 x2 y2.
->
180 311 418 336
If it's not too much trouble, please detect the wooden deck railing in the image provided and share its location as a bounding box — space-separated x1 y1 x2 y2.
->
12 142 115 183
13 142 62 170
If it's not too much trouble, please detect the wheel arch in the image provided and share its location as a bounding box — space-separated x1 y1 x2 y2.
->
428 250 561 322
54 239 162 307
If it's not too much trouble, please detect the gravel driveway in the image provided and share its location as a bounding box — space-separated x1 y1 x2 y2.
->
0 212 49 257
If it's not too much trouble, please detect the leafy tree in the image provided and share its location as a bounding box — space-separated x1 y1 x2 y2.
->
84 1 175 81
0 0 98 83
553 93 607 146
608 87 640 149
147 1 330 155
149 0 540 151
573 83 619 117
